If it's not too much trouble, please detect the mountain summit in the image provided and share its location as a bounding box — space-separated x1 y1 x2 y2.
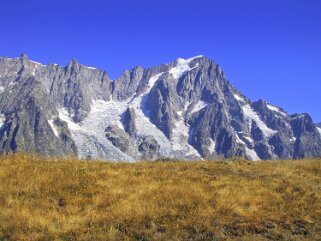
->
0 55 320 161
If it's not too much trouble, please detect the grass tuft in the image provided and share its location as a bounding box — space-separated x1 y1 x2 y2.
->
0 154 320 240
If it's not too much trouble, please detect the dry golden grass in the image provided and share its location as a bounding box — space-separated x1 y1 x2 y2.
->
0 154 320 240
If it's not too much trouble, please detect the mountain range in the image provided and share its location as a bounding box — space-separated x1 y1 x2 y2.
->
0 54 320 161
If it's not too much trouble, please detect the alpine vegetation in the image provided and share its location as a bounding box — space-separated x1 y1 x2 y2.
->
0 54 320 161
0 155 320 240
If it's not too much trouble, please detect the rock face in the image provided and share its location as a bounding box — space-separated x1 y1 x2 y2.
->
0 54 320 161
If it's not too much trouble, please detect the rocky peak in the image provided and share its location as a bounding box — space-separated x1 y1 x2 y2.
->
291 113 315 133
66 58 80 71
20 53 29 59
0 54 320 161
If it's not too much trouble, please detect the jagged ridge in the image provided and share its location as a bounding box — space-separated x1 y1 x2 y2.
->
0 54 320 161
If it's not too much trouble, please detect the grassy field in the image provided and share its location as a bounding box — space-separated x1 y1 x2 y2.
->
0 155 320 240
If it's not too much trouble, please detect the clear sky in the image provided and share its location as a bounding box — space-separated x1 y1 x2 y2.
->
0 0 320 122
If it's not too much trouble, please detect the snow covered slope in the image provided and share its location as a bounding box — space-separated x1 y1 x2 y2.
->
0 54 320 161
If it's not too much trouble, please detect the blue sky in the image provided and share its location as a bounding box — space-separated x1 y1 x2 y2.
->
0 0 320 122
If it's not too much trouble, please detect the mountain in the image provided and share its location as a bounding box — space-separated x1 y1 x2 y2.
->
0 54 320 161
317 123 321 136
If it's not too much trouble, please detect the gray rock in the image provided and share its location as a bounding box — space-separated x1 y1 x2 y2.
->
138 136 160 160
105 125 132 153
290 114 321 158
121 107 137 137
0 74 77 157
0 54 320 161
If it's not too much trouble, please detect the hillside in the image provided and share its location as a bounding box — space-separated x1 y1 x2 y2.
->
0 155 320 240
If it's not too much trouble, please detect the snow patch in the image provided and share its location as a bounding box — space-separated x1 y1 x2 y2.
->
169 57 199 79
58 105 135 162
189 100 208 114
134 109 172 153
31 66 37 76
242 104 277 138
30 60 46 66
48 119 59 137
171 110 201 157
234 128 260 161
267 104 287 116
0 114 6 128
233 93 246 103
243 135 254 144
0 86 5 94
146 72 164 89
290 137 297 142
294 114 306 119
207 138 216 153
85 66 97 70
245 147 260 161
129 102 173 156
186 55 204 61
58 109 81 131
317 127 321 136
90 99 125 130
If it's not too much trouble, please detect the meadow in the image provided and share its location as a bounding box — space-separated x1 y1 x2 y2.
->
0 155 320 240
